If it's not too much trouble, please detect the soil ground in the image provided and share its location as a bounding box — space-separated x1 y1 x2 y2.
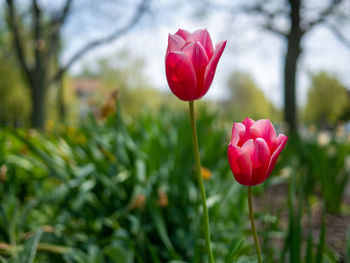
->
253 180 350 262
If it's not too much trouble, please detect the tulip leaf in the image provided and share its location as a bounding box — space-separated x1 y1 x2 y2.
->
18 228 43 263
225 237 245 263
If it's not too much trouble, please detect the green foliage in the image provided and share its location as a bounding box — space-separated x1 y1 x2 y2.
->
295 133 350 214
0 35 31 126
0 106 249 262
0 103 348 262
304 71 348 125
223 71 280 121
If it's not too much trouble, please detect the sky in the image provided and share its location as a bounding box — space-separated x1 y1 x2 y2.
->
63 0 350 108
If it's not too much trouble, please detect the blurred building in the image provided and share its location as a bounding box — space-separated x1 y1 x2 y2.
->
71 78 102 118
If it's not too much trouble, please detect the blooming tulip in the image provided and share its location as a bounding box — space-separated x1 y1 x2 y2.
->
165 28 227 101
228 118 288 186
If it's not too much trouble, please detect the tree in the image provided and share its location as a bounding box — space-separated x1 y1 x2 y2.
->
207 0 350 133
224 71 278 121
0 16 30 126
304 71 348 125
4 0 150 128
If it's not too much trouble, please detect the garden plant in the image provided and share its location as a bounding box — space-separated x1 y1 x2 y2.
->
0 27 349 263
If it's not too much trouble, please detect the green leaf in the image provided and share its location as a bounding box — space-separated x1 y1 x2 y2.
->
19 228 43 263
104 244 128 263
225 237 245 263
346 225 350 263
147 202 179 259
315 214 326 263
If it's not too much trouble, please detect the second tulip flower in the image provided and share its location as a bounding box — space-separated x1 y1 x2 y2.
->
228 118 288 186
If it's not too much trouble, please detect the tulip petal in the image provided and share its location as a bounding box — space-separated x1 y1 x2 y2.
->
239 118 255 146
203 40 227 94
231 122 245 146
186 29 214 59
183 41 209 98
228 144 242 175
175 29 191 40
241 139 255 160
228 144 252 185
242 118 255 129
165 51 197 101
250 119 278 153
265 134 288 180
167 34 185 54
251 138 271 185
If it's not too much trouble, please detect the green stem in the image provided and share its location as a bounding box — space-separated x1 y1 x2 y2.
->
248 186 262 263
188 101 214 263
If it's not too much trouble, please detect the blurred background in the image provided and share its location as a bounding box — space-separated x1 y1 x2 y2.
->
0 0 350 262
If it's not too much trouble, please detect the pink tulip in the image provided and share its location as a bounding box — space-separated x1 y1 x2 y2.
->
165 29 227 101
228 118 288 186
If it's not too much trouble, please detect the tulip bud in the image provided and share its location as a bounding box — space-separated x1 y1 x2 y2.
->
165 29 227 101
227 118 288 186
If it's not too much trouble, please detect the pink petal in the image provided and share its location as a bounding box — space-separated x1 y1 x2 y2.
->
165 51 197 101
183 41 209 98
242 118 255 129
265 134 288 180
239 118 255 146
277 134 288 145
175 29 191 41
186 29 214 59
203 41 227 94
241 139 255 160
167 34 185 54
251 138 271 185
250 119 277 153
231 122 245 146
228 144 253 185
228 144 242 175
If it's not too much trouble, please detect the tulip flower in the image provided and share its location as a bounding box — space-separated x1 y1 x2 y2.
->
227 118 288 263
165 28 227 263
165 28 227 101
228 118 288 186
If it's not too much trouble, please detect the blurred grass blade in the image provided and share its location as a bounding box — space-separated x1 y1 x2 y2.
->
145 235 162 263
225 237 245 263
37 243 70 254
346 225 350 263
324 246 338 263
315 213 326 263
305 201 313 263
148 203 179 259
287 174 302 263
19 228 43 263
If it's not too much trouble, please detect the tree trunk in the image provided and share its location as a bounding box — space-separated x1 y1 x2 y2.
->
284 37 301 133
30 74 47 129
284 0 302 134
58 74 66 122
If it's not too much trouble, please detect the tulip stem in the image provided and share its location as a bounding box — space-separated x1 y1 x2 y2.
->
248 186 262 263
188 101 215 263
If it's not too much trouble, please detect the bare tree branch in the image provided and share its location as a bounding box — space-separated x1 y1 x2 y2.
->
6 0 32 83
47 0 74 63
326 23 350 50
50 0 73 27
51 0 150 83
241 4 289 37
304 0 344 30
33 0 43 73
261 21 288 38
